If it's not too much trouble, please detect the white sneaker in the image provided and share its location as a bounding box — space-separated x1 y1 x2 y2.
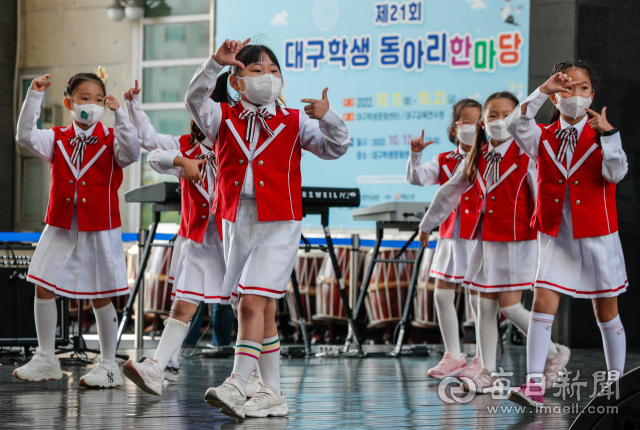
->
79 356 123 388
13 348 62 382
246 370 261 398
244 385 289 418
163 366 180 383
204 377 247 419
123 358 164 395
544 343 571 389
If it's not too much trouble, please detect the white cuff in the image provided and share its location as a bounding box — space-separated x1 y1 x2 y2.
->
522 87 549 119
160 150 181 171
204 57 224 77
601 131 622 149
410 150 423 161
112 106 128 124
26 89 44 106
319 104 343 128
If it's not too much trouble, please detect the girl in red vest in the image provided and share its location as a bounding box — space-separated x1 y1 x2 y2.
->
506 61 628 408
419 92 568 394
13 69 142 387
186 39 351 418
406 98 484 380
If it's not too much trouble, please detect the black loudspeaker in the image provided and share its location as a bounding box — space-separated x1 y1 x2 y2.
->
0 265 69 347
570 366 640 429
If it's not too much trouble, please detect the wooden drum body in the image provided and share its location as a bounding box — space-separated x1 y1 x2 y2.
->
413 247 438 327
143 246 174 315
285 250 325 325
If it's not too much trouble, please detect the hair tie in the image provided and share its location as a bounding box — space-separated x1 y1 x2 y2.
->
93 66 108 85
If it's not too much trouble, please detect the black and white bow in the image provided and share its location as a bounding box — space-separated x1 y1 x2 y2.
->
447 151 467 174
195 151 217 186
69 133 98 167
483 150 503 183
555 127 578 164
238 108 274 144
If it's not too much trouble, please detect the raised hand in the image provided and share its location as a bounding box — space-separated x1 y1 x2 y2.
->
212 38 251 69
174 157 206 185
410 129 435 153
540 72 582 96
31 74 52 92
301 87 330 120
124 79 141 101
586 107 613 133
104 95 120 111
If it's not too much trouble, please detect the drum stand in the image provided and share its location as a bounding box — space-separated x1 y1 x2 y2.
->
346 220 429 357
116 204 179 349
296 206 365 357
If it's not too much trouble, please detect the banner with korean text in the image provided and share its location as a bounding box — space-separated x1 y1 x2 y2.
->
216 0 530 228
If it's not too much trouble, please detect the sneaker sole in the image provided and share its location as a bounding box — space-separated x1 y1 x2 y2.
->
12 370 62 382
204 389 245 419
163 375 179 383
428 365 468 380
245 405 289 418
79 378 123 389
122 361 160 395
507 390 542 409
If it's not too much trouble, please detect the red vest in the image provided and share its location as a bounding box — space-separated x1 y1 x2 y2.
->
214 103 302 223
176 134 222 243
47 124 122 231
472 141 537 242
437 151 478 240
534 121 618 239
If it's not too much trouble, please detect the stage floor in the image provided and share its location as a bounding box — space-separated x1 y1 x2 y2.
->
1 344 637 429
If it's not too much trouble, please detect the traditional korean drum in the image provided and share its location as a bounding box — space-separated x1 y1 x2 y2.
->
364 248 416 328
285 250 325 325
412 247 438 327
143 246 174 315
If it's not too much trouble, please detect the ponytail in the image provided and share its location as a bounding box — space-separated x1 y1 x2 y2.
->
465 121 488 183
189 119 206 146
211 71 233 104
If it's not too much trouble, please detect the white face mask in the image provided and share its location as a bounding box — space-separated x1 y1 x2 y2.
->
70 102 104 126
554 95 592 119
238 73 283 107
485 119 511 142
456 124 476 146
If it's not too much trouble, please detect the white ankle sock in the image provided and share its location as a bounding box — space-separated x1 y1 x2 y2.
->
434 288 461 357
166 321 190 369
93 302 118 363
527 311 554 390
501 303 558 358
34 298 58 358
597 315 626 380
232 339 262 390
153 318 189 370
478 297 500 372
258 335 281 394
468 293 480 358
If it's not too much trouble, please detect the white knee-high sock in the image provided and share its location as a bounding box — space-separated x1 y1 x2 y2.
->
597 315 626 380
166 321 191 369
478 297 500 372
501 303 558 358
469 293 480 358
232 339 262 391
34 298 58 358
94 302 118 363
527 311 554 391
435 288 461 357
257 335 281 394
153 318 189 370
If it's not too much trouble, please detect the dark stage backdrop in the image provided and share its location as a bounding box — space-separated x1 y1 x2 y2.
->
529 0 640 348
0 1 16 231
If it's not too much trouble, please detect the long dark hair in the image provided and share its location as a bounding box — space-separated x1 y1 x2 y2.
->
548 60 600 124
211 44 285 107
447 98 482 145
64 73 106 98
465 91 519 183
190 120 206 146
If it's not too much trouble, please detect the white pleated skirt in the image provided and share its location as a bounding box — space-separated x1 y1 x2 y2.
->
221 199 301 304
168 234 188 281
462 218 537 293
172 215 227 303
535 210 628 298
430 236 475 283
27 210 128 299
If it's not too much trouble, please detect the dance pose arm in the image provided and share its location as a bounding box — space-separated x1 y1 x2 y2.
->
15 80 56 164
406 130 439 186
419 160 471 234
505 87 547 162
586 107 628 184
299 88 351 159
184 58 224 145
124 81 181 151
107 96 143 168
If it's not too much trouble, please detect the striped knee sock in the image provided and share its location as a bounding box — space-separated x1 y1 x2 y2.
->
232 340 262 390
258 335 281 394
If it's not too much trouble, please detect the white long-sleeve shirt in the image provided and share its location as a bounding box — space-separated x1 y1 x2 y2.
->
406 145 470 187
16 89 142 168
184 57 352 199
124 93 182 153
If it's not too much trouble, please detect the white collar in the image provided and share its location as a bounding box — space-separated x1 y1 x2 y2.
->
489 139 512 157
199 142 212 153
240 99 277 116
559 115 588 138
456 145 469 155
72 122 97 137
